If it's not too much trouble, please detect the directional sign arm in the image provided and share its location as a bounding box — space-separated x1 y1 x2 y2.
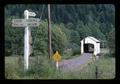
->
28 12 36 17
12 19 26 27
12 18 40 27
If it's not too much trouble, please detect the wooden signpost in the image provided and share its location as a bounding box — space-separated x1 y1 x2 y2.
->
12 10 40 70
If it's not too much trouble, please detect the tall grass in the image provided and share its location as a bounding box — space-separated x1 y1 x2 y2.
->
5 55 58 79
5 55 115 79
60 56 115 79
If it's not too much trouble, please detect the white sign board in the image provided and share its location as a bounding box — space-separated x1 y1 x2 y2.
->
27 22 40 27
12 23 26 27
26 18 40 23
12 18 40 27
12 19 25 23
12 19 26 27
28 12 36 16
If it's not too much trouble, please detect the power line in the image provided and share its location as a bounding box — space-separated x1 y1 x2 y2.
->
39 5 45 22
32 5 45 54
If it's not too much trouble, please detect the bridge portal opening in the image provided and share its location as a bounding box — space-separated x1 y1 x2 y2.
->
84 43 94 53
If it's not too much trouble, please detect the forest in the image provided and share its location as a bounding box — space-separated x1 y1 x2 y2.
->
5 4 115 56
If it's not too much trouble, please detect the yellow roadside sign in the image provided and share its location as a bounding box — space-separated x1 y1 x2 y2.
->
52 51 61 62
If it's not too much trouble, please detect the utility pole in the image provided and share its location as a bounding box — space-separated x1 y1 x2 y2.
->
48 4 52 59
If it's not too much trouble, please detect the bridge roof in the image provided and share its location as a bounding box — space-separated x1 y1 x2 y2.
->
81 36 100 42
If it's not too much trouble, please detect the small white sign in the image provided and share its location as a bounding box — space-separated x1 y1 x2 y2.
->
28 12 36 17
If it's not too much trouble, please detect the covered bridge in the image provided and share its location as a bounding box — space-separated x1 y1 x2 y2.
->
80 36 100 56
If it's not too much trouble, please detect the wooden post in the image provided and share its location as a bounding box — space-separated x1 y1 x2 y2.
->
24 10 29 70
95 65 98 79
12 10 37 71
56 61 59 70
48 4 52 59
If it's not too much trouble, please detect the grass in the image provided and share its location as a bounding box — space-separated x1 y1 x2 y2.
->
5 55 55 79
5 54 115 79
61 56 115 79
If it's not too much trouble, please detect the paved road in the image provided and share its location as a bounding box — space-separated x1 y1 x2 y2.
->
59 53 93 72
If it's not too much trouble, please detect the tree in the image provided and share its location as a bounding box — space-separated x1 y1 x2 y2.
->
70 30 80 44
32 20 48 56
52 23 68 55
32 20 68 56
107 26 115 56
5 18 24 56
60 23 71 42
76 20 92 40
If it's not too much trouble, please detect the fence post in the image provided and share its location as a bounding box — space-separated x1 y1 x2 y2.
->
95 65 98 79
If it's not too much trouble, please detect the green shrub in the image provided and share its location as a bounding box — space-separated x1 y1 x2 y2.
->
63 50 73 59
32 21 68 55
72 48 81 56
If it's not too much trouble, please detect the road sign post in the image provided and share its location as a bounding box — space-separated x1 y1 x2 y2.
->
56 61 59 70
12 10 40 71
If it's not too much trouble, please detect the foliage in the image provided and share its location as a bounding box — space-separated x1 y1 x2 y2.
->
32 21 48 56
106 27 115 56
5 17 24 56
72 48 81 56
51 23 68 54
32 21 68 56
5 5 115 25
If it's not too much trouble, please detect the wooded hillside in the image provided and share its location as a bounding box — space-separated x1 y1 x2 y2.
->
5 4 115 56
